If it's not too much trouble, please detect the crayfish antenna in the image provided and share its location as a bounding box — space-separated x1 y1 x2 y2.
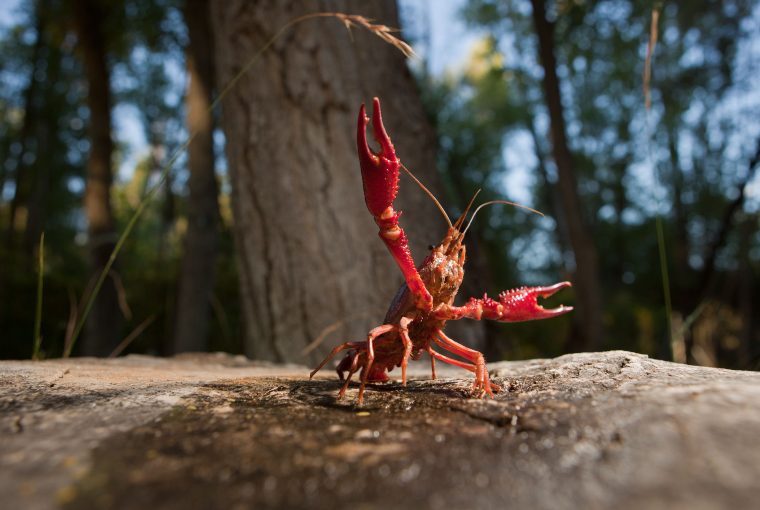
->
453 189 481 232
462 200 544 237
400 164 452 228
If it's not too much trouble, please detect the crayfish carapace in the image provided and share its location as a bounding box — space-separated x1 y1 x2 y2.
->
311 98 572 403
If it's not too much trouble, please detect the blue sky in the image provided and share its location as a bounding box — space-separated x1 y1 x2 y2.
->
400 0 480 75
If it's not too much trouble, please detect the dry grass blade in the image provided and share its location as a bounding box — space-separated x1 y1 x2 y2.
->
109 315 157 358
301 309 377 357
302 320 346 357
643 6 660 111
109 271 132 321
64 276 97 357
64 288 78 351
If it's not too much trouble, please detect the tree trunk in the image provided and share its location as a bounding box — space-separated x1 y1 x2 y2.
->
697 139 760 301
530 0 604 351
212 0 447 363
5 9 45 251
174 0 220 353
74 0 122 356
737 217 755 370
22 40 63 258
528 120 571 259
666 130 693 316
1 6 44 321
0 125 9 203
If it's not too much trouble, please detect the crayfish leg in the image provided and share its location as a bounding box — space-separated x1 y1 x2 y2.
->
399 316 414 386
338 352 361 399
310 341 364 379
428 346 477 374
433 329 500 397
426 346 437 380
357 324 397 405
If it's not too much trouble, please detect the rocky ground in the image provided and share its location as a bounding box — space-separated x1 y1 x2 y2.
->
1 351 759 509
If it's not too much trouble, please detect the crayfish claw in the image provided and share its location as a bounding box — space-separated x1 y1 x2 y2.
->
357 98 400 218
493 281 574 321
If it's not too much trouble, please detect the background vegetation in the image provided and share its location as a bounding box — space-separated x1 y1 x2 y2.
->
0 0 757 370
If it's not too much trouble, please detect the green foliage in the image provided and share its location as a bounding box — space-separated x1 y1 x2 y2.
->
415 0 760 366
0 0 756 369
0 0 241 359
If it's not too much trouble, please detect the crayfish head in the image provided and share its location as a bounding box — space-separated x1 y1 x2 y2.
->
437 226 466 260
421 227 467 306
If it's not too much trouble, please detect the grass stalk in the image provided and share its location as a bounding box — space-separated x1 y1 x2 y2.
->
32 232 45 360
643 4 675 359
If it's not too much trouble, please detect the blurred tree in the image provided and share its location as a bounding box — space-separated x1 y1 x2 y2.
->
529 0 604 351
173 0 220 353
0 0 230 358
70 0 181 356
4 5 45 257
0 0 90 358
73 0 122 355
1 2 81 263
211 0 452 363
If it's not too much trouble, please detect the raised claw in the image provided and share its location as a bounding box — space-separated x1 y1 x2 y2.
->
356 98 433 311
432 281 573 323
357 97 400 219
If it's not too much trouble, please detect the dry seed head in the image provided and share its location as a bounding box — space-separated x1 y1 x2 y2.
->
331 13 416 59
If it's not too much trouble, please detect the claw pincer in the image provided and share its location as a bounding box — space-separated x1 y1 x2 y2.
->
358 98 433 310
433 281 573 322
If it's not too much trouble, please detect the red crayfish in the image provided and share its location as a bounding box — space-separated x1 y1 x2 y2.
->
311 98 572 403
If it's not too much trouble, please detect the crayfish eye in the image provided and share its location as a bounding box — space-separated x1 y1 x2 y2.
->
428 244 435 250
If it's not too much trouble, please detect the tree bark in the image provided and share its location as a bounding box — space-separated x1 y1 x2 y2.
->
530 0 604 351
74 0 122 356
174 0 220 353
211 0 447 363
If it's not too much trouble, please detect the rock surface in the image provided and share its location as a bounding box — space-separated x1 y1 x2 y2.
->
1 351 759 509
